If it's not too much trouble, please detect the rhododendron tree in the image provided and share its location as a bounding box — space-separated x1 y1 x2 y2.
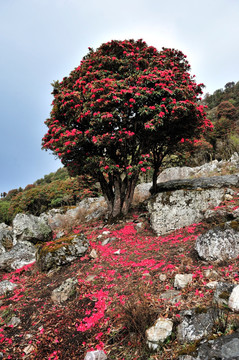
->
42 39 211 219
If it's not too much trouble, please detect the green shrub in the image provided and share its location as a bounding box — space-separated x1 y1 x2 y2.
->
0 201 11 224
8 175 100 219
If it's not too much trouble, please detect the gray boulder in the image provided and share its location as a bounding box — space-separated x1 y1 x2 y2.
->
42 197 107 231
177 308 216 343
0 280 18 295
0 228 13 255
194 330 239 359
132 182 152 204
67 197 107 222
195 227 239 261
36 234 89 271
157 166 196 183
148 188 224 235
228 285 239 312
40 208 64 230
0 241 36 271
157 153 239 184
214 282 235 306
152 174 239 194
13 213 52 244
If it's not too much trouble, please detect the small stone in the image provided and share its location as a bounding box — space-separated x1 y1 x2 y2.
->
206 281 218 289
101 237 116 246
7 316 21 327
51 278 78 304
228 285 239 312
23 344 35 355
89 249 98 259
203 269 219 280
174 274 193 289
159 274 167 281
225 194 233 201
113 249 121 255
135 222 143 231
55 230 65 239
84 350 107 360
85 275 96 282
146 317 173 350
159 290 182 305
102 231 110 235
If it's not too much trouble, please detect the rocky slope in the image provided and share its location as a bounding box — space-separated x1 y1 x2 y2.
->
1 156 239 359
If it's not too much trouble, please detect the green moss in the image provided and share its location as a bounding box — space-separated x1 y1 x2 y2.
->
0 308 14 326
219 291 230 300
195 306 208 314
229 220 239 231
39 235 75 255
178 341 200 356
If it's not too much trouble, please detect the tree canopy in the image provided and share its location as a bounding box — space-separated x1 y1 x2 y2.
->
42 39 211 219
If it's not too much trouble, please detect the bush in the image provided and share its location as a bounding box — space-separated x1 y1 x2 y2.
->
8 175 100 219
0 201 11 224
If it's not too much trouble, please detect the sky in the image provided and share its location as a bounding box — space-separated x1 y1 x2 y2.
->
0 0 239 194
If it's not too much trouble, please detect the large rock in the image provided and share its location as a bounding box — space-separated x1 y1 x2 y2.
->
146 317 173 350
0 280 18 295
194 330 239 359
67 197 107 222
177 308 216 343
148 188 224 235
157 166 196 183
157 153 239 183
0 227 13 255
152 174 239 193
13 213 52 244
42 197 107 231
195 226 239 261
36 234 89 271
132 182 152 204
228 285 239 312
213 282 235 306
0 241 36 271
40 208 64 230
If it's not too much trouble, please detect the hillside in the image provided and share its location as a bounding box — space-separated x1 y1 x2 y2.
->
1 164 239 359
0 81 239 359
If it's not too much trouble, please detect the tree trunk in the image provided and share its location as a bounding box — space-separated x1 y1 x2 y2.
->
98 171 138 221
152 166 159 194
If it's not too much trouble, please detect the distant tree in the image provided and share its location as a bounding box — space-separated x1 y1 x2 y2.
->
216 101 237 121
5 189 19 201
42 39 211 220
225 81 235 91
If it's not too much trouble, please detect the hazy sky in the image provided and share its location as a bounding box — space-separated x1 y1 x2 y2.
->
1 0 238 194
